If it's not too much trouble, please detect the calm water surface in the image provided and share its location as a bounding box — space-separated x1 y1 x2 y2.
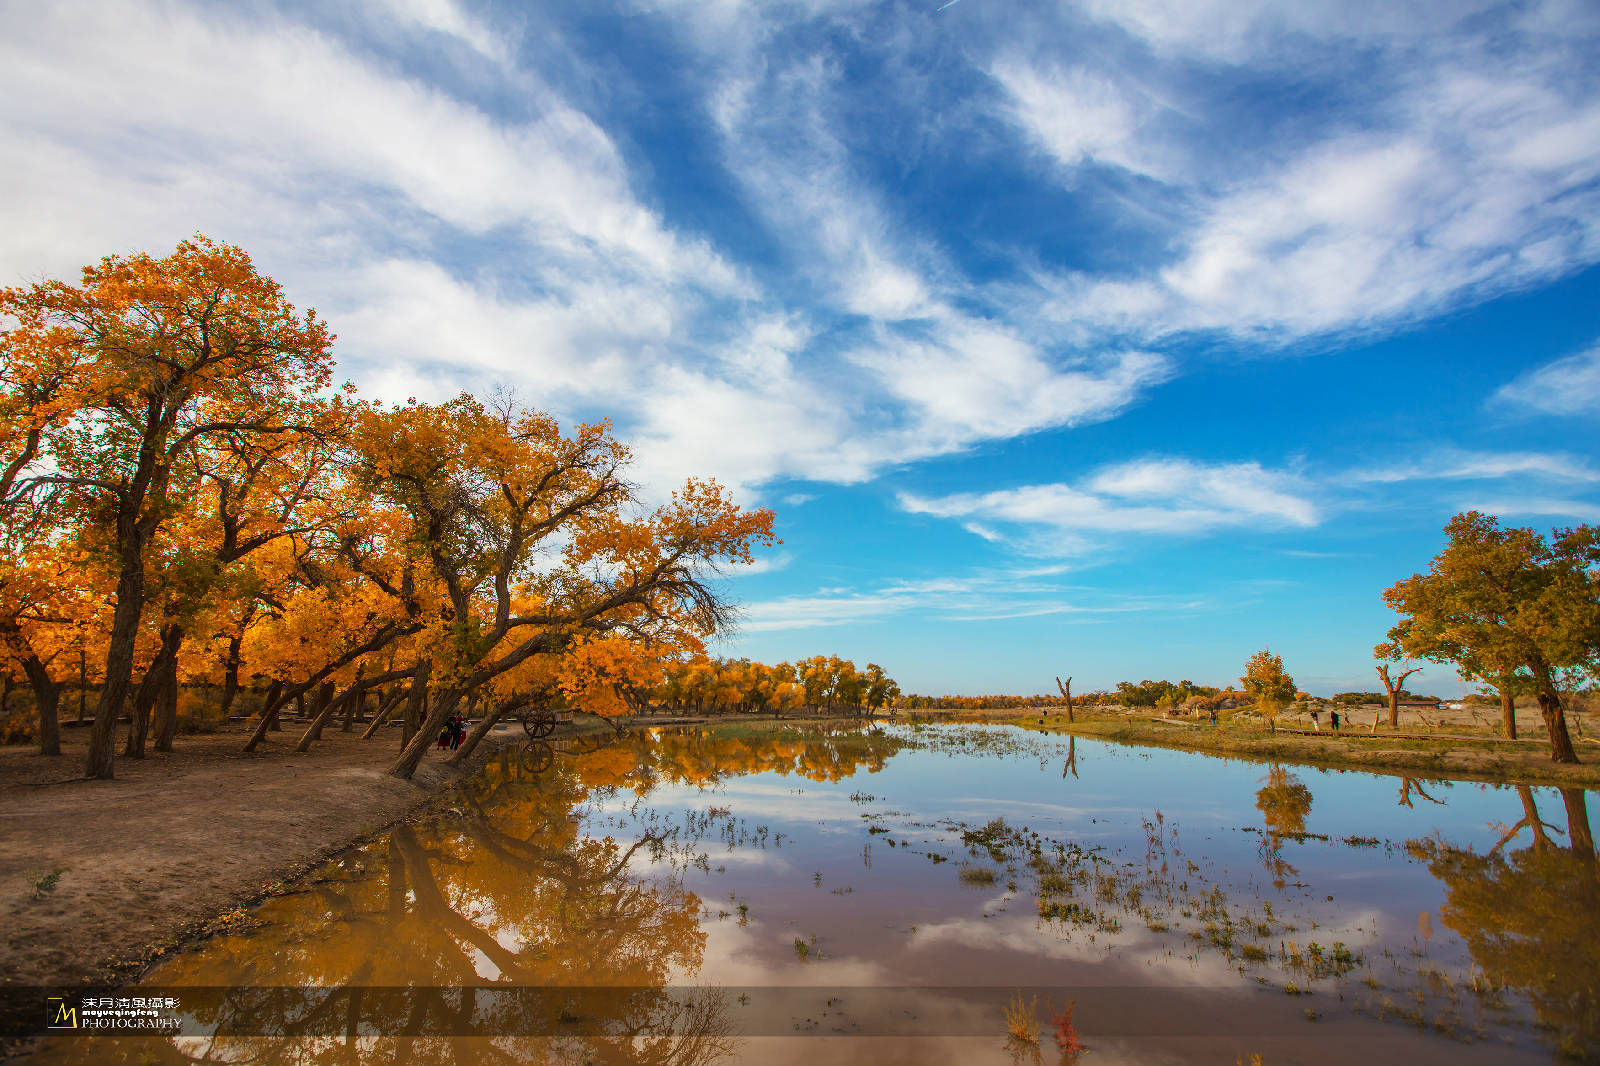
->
34 721 1600 1064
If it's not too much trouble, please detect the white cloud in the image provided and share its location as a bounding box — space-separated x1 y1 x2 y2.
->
4 0 1595 526
1461 498 1600 522
1344 449 1598 484
900 458 1317 541
0 5 738 289
718 552 792 578
1075 0 1506 63
370 0 514 65
0 1 1191 506
1491 341 1600 417
733 571 1175 633
851 323 1170 447
989 59 1168 180
997 10 1600 345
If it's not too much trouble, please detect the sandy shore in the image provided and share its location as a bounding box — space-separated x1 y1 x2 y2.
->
0 716 519 1047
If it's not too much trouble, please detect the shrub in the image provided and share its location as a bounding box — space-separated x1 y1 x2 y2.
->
177 690 226 734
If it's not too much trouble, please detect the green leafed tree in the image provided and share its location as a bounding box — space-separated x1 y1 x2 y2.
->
1379 511 1599 764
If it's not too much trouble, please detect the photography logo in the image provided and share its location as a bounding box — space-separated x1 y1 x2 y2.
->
46 997 77 1029
40 994 183 1033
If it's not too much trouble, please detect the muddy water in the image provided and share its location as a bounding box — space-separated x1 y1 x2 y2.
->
31 722 1600 1064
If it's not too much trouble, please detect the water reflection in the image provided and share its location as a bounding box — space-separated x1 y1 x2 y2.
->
1416 786 1599 1062
1255 766 1313 889
24 723 1600 1065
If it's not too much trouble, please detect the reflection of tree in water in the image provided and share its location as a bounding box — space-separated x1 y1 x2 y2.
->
65 748 736 1066
1416 786 1599 1063
629 723 906 790
1255 765 1313 890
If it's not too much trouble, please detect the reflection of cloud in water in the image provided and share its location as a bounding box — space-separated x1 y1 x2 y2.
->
942 795 1142 820
696 779 869 823
681 919 899 988
910 900 1398 992
693 847 796 873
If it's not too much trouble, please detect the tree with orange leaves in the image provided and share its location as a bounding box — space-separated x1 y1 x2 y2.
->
2 236 337 778
341 393 776 778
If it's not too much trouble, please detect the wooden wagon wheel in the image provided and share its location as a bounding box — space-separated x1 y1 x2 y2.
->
519 741 554 775
521 708 558 739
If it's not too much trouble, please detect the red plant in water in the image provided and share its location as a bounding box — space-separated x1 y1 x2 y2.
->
1052 999 1085 1061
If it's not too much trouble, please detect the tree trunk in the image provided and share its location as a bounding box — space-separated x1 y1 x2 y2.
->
124 655 165 759
2 621 62 756
87 542 149 779
387 835 408 925
77 648 87 723
152 663 179 752
296 684 359 753
263 679 284 731
241 680 290 753
342 686 363 732
125 624 182 758
1055 676 1074 724
1562 788 1595 865
1535 679 1579 763
152 625 185 752
307 681 337 743
124 683 151 758
390 674 459 781
401 661 430 748
1375 664 1418 731
361 687 410 740
34 673 61 757
1498 678 1517 740
219 635 242 717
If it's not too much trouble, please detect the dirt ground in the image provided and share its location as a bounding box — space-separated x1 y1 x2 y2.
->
1004 703 1600 788
1270 698 1600 740
0 717 519 1000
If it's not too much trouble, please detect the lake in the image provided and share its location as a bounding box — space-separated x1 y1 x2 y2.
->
30 720 1600 1064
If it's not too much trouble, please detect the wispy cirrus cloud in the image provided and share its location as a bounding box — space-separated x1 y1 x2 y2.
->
1342 449 1598 485
899 458 1317 551
733 572 1193 634
1490 341 1600 417
3 0 1596 517
1458 498 1600 522
997 4 1600 345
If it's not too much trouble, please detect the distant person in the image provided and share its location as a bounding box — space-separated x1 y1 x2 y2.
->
1208 708 1218 725
1330 710 1340 732
437 724 451 749
1310 708 1321 732
451 713 466 750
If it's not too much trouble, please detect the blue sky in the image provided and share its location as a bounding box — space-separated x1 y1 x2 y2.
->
3 0 1598 697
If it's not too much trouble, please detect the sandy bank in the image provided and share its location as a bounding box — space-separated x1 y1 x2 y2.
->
0 718 520 1017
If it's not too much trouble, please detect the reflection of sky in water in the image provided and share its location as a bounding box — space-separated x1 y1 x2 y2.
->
584 724 1594 1063
42 722 1589 1066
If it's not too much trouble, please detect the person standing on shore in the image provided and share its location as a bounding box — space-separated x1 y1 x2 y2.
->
1330 710 1340 732
1311 708 1321 732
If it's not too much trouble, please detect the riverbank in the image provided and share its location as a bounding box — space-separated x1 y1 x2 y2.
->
1006 711 1600 788
0 718 520 1033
